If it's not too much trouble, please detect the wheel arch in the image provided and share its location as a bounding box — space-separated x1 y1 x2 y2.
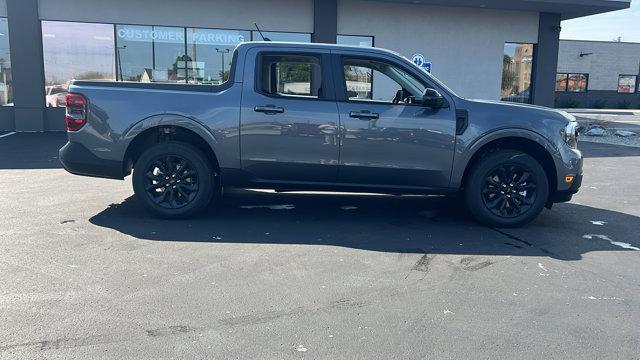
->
455 130 560 199
122 116 221 178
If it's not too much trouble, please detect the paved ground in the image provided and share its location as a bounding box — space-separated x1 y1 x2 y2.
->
1 133 639 359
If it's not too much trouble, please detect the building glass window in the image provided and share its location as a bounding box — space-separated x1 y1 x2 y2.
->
115 25 187 82
251 31 310 43
187 28 249 84
42 21 115 107
114 25 151 81
618 75 637 94
567 74 588 92
555 73 568 91
153 26 188 82
555 73 588 92
501 43 534 104
0 18 12 107
337 35 374 47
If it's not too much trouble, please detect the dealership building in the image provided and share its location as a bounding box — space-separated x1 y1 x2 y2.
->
0 0 631 132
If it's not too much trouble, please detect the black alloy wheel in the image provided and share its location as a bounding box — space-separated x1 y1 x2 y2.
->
144 155 199 209
465 150 549 227
481 164 537 218
133 142 215 219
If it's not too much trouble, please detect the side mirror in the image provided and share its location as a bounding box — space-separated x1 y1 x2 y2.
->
422 88 447 109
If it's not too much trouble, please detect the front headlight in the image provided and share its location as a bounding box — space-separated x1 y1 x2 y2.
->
561 122 579 148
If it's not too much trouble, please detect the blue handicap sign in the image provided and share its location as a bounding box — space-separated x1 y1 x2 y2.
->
411 53 431 73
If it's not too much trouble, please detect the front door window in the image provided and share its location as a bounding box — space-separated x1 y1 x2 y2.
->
343 58 426 104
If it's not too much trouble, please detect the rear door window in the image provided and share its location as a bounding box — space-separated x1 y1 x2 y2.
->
258 54 324 99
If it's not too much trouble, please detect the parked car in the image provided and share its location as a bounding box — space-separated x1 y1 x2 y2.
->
45 85 68 107
59 42 582 227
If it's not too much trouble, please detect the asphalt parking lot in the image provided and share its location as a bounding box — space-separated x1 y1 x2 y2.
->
1 133 639 359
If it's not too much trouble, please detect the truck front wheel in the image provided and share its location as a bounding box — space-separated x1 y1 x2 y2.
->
132 142 215 219
464 150 549 228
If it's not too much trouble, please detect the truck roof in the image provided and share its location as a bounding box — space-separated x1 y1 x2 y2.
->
235 41 400 57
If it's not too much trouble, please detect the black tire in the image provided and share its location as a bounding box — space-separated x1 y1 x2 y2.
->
464 150 549 228
132 142 215 219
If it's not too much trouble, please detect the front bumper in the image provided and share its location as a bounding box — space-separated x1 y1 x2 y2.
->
551 149 583 203
59 141 124 180
551 173 583 203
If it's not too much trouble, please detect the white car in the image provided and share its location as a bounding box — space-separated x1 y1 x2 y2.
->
45 86 68 107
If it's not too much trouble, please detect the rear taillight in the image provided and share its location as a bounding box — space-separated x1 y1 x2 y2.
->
65 93 87 131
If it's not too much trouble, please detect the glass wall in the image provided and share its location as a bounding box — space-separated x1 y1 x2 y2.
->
187 28 250 84
0 18 12 106
42 21 115 106
115 25 189 82
114 25 153 81
41 21 376 107
501 43 534 104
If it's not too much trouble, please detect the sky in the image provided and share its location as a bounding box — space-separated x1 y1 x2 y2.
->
561 1 640 42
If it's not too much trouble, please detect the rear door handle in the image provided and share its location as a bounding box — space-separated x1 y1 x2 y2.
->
349 111 379 120
254 105 285 114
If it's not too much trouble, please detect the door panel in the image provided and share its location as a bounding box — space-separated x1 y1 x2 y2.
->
338 102 455 188
240 49 339 183
335 54 456 189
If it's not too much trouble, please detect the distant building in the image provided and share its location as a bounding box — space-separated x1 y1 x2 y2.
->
556 40 640 108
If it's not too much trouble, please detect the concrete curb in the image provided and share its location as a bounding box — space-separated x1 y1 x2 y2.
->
561 109 639 116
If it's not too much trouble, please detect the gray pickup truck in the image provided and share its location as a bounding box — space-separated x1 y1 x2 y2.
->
60 41 582 227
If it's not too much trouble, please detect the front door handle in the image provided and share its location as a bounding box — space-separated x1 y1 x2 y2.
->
349 111 379 120
254 105 285 114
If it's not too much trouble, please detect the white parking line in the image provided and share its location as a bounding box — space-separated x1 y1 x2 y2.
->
0 131 16 139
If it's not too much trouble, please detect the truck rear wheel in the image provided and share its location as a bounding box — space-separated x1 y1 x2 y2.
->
465 150 548 227
132 142 214 219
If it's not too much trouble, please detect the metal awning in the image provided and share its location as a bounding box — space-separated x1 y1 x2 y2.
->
364 0 631 19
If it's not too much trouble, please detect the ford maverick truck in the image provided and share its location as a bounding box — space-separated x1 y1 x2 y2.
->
59 42 582 227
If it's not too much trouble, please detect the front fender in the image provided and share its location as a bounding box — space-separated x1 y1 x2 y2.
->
450 128 561 189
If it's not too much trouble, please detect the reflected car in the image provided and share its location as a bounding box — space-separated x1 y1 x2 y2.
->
46 85 68 107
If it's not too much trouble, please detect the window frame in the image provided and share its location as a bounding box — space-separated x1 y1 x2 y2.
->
333 54 435 107
617 74 638 94
556 73 589 93
253 51 335 102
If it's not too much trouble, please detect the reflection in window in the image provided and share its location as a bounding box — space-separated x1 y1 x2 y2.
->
42 21 115 106
187 28 249 84
251 31 310 43
259 54 322 98
617 75 637 94
501 43 534 104
0 18 12 106
344 59 426 104
337 35 374 47
116 25 188 82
